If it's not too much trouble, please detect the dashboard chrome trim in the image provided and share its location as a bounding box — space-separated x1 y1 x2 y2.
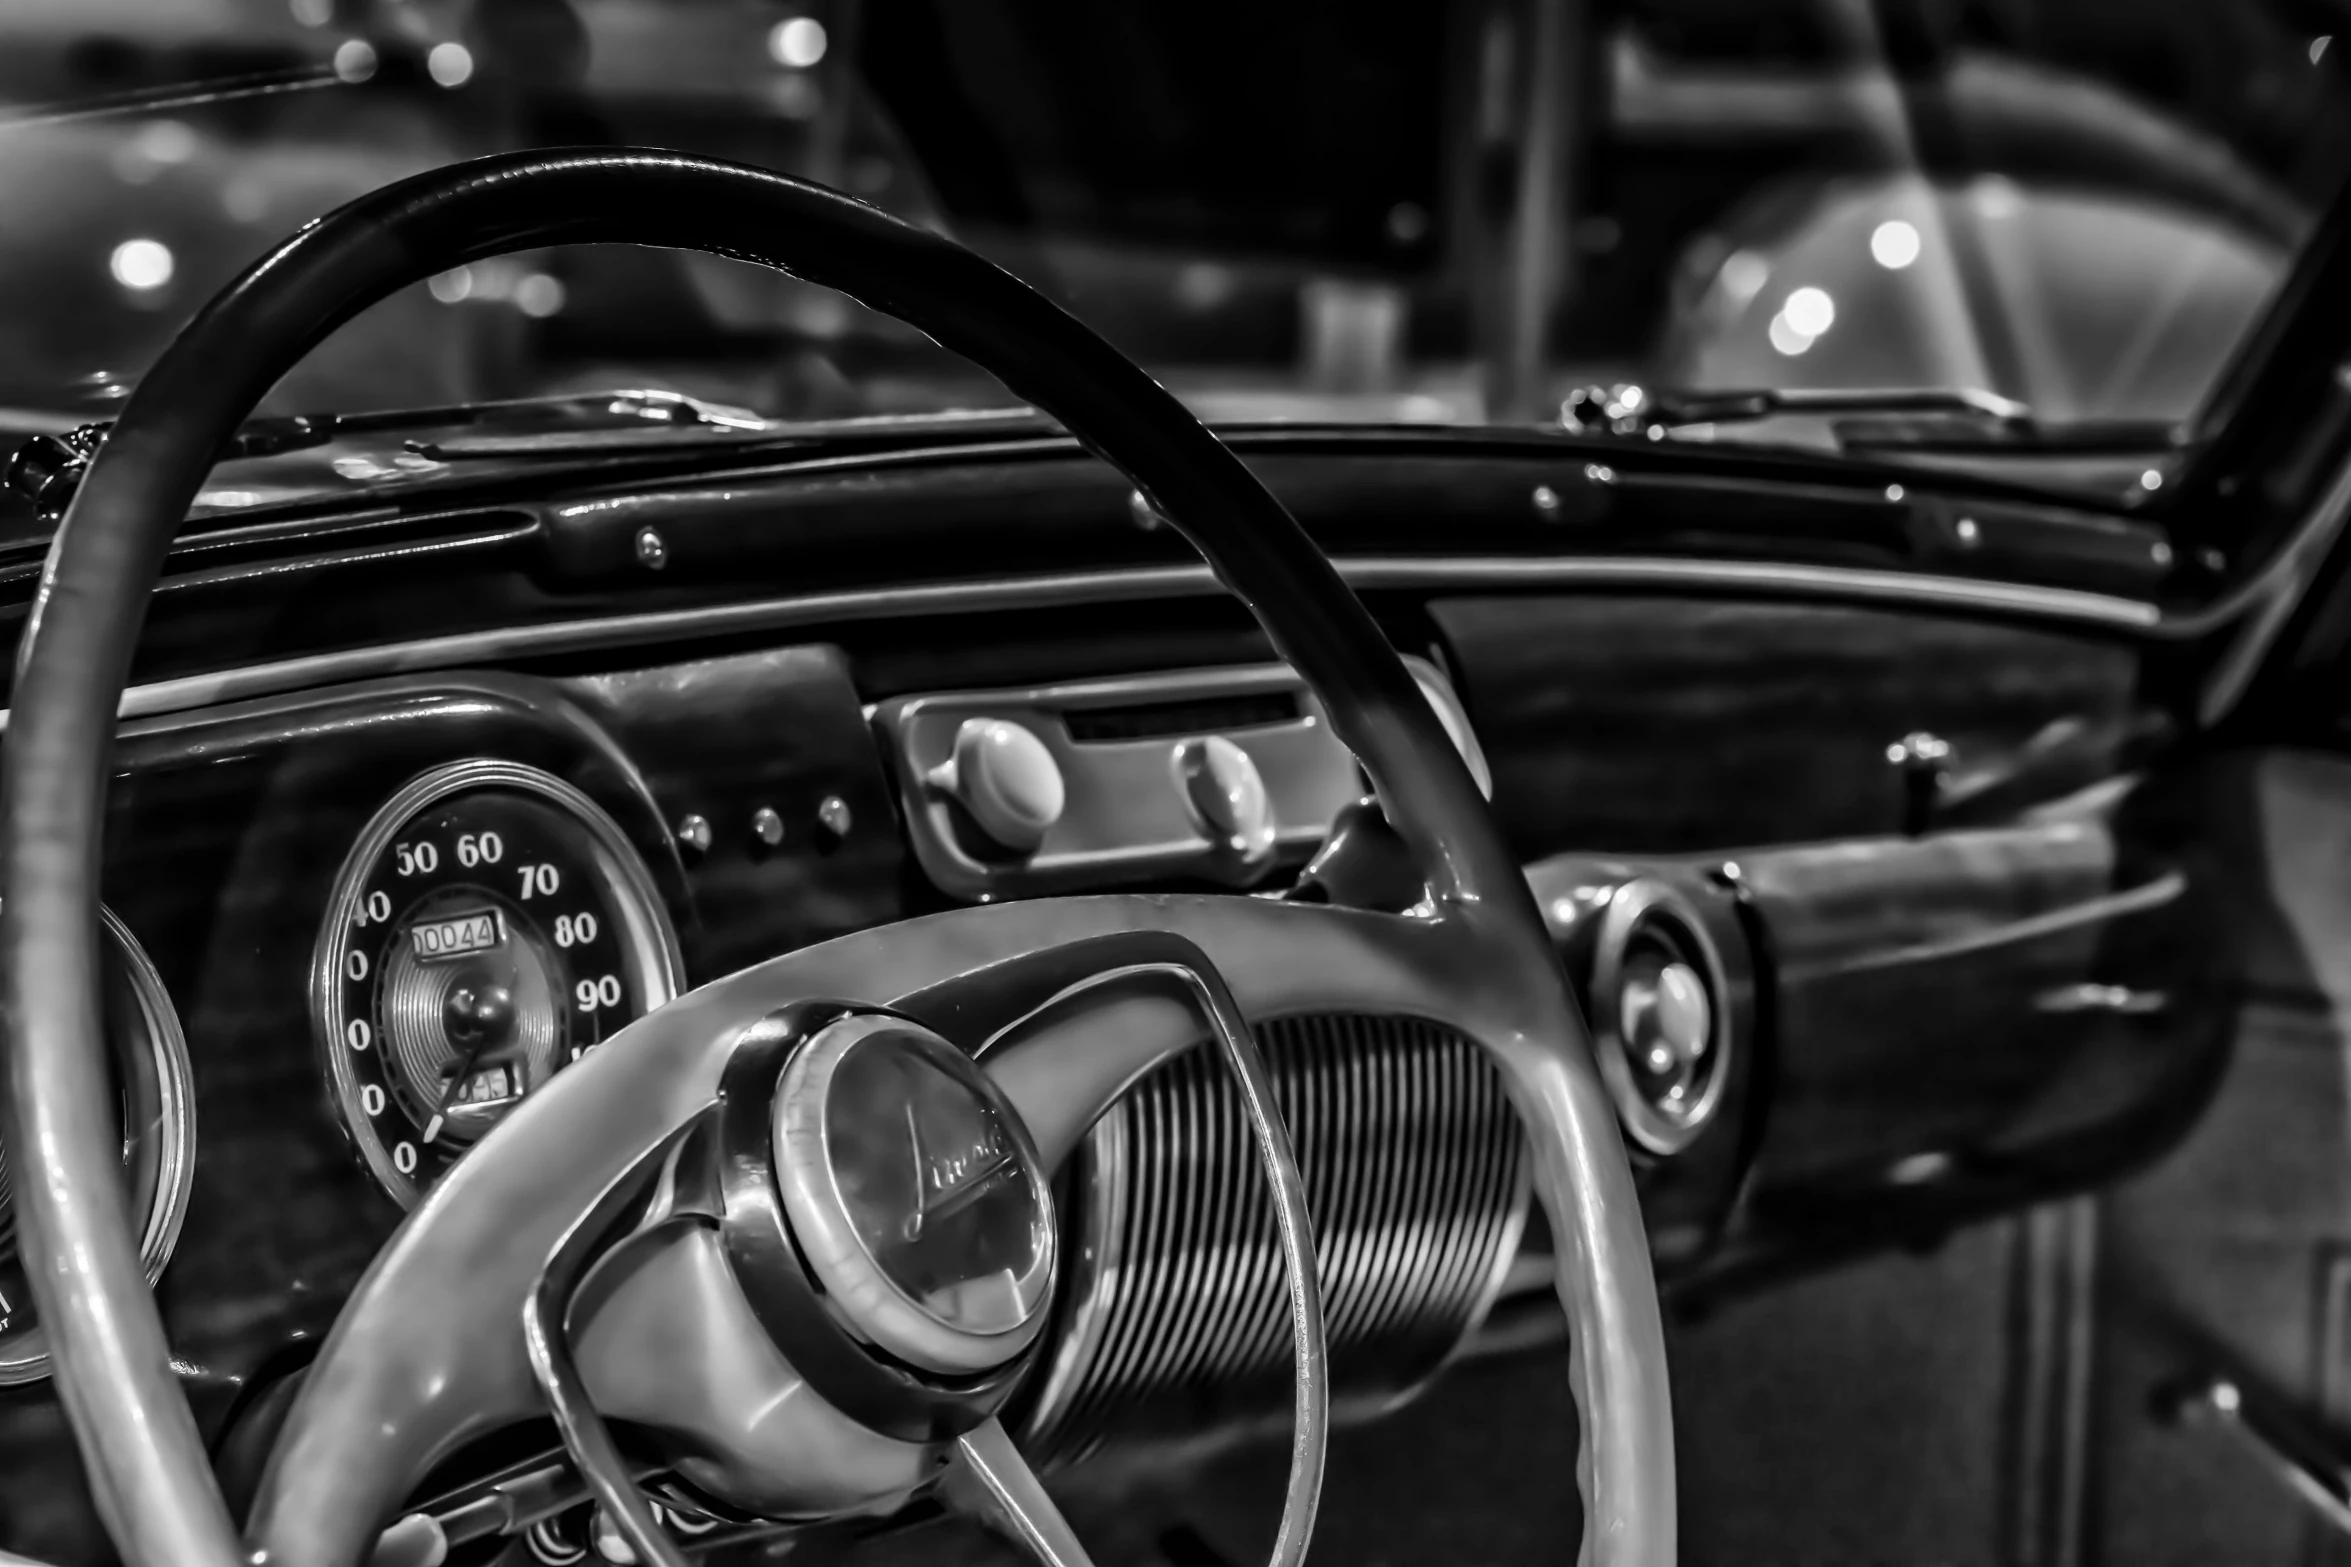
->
875 659 1479 900
36 556 2156 739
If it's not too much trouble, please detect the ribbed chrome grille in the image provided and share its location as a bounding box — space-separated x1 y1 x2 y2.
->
1017 1013 1528 1465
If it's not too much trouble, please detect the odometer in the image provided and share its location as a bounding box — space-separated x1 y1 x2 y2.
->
314 761 683 1206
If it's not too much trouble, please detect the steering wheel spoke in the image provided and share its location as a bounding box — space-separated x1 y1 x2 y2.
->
945 1419 1098 1567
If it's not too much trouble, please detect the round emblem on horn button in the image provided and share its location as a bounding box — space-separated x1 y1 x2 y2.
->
771 1013 1055 1374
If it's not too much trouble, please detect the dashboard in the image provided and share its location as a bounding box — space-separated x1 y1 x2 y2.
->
0 426 2232 1564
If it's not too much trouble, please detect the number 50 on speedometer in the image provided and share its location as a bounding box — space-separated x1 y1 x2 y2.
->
312 761 684 1206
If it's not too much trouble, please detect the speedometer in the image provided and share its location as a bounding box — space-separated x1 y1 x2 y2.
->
314 761 683 1207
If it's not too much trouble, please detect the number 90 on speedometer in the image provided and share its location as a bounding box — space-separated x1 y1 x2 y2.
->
313 761 684 1206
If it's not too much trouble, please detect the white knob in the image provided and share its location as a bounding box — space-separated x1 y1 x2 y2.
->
927 718 1065 852
1174 735 1274 865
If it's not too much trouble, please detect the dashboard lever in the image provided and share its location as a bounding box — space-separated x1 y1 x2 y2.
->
1885 731 1953 837
2033 983 2169 1018
1288 797 1422 913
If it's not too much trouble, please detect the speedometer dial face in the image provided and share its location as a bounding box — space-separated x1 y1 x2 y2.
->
315 761 682 1206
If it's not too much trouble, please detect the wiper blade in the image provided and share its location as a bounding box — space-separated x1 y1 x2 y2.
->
406 407 1050 462
1562 383 2183 453
275 387 772 457
2 388 774 515
1570 383 2033 430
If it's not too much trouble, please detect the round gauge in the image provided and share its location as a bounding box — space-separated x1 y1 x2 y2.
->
0 907 195 1385
314 761 683 1207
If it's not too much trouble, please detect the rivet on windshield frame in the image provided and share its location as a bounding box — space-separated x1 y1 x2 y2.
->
1532 484 1563 519
1953 516 1981 548
634 525 669 570
752 806 785 848
1583 463 1615 486
676 813 713 856
1127 489 1165 531
2150 540 2174 569
1885 484 1905 503
815 795 854 843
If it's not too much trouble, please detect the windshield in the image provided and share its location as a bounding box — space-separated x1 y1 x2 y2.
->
3 0 2349 477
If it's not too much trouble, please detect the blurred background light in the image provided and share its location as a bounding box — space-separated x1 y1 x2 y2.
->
769 17 828 68
1869 220 1920 269
110 238 174 291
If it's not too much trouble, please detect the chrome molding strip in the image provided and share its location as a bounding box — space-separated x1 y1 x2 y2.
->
1346 557 2160 628
1788 870 2187 982
2004 1199 2097 1567
19 555 2156 737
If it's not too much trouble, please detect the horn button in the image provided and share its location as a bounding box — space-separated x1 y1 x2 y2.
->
772 1013 1055 1373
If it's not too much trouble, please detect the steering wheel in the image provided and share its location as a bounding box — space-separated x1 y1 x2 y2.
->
0 151 1673 1567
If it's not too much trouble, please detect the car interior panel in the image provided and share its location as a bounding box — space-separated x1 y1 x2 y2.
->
5 4 2351 1567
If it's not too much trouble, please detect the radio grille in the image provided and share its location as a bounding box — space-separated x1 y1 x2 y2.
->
1017 1013 1528 1465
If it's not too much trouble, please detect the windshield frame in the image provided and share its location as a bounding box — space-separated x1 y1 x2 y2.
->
2151 184 2351 581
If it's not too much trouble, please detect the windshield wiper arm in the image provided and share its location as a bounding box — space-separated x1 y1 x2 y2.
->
1563 383 2184 453
1586 384 2032 429
405 407 1051 462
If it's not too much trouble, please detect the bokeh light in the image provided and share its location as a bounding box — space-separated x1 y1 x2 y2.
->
110 238 174 291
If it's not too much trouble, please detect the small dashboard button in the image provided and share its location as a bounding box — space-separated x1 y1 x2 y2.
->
1173 735 1275 868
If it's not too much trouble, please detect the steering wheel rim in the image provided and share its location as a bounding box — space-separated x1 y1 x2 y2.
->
0 149 1672 1567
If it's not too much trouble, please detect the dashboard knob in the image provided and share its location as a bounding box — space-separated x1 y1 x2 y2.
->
927 717 1065 852
1174 735 1275 867
1590 879 1733 1156
1621 959 1712 1088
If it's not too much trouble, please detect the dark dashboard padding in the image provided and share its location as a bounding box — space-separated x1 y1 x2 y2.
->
1736 804 2226 1210
1429 594 2140 860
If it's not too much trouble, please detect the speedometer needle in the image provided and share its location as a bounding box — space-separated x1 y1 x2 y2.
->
428 981 519 1143
424 1036 491 1145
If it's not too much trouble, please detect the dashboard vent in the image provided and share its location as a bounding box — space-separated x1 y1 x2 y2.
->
1062 691 1301 743
1017 1013 1527 1465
